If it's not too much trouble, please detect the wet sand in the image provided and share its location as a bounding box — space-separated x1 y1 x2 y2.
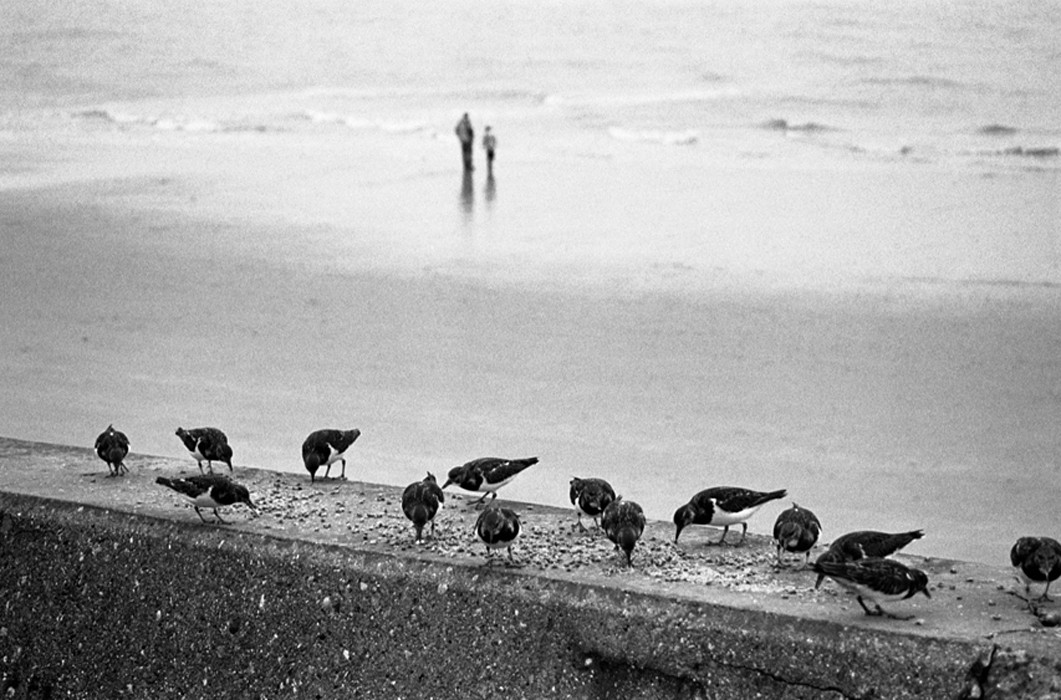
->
3 166 1061 567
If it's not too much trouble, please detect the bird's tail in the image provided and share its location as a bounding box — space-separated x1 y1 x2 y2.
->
156 476 176 490
880 529 925 554
411 504 430 529
762 489 787 503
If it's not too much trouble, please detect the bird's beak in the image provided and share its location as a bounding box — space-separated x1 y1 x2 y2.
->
922 589 931 599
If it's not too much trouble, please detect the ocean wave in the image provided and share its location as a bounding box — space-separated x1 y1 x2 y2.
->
607 127 699 146
978 124 1019 136
298 85 548 104
299 110 428 134
862 75 965 90
991 146 1059 158
902 276 1061 291
760 118 836 133
72 108 143 125
71 109 272 134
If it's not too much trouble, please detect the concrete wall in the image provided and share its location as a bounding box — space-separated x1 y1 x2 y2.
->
1 440 1060 698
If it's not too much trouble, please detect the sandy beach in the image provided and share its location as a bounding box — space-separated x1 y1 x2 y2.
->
2 123 1060 566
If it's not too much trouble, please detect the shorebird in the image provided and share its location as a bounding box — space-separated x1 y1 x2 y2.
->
673 486 787 545
813 557 931 619
94 424 130 476
772 503 822 566
175 426 233 473
813 529 925 588
442 456 537 506
155 474 256 524
1010 536 1061 601
475 505 522 565
301 428 361 482
601 496 646 567
569 477 616 531
401 472 445 543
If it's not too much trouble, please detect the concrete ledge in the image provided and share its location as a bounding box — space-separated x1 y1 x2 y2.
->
0 438 1059 698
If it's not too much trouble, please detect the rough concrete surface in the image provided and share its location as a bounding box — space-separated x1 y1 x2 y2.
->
0 438 1059 698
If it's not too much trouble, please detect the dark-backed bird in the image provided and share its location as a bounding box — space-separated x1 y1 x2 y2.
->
1010 536 1061 601
155 474 256 524
475 505 522 565
402 472 445 543
175 426 233 473
601 496 646 567
569 477 616 531
813 529 925 589
673 486 787 545
773 503 822 566
813 557 931 619
443 456 538 506
302 428 361 482
94 424 130 477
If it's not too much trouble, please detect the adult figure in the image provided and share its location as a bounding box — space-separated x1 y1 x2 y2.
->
482 125 497 174
455 113 474 171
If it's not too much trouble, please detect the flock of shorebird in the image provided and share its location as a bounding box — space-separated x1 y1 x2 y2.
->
93 423 1061 621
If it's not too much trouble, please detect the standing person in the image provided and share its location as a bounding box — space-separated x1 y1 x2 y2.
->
455 113 474 171
482 125 497 174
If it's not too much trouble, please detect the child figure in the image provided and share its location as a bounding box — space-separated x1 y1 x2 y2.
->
482 126 497 174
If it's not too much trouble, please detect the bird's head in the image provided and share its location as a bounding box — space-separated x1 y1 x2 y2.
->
1033 548 1057 578
568 477 582 505
442 465 463 489
910 569 931 599
673 504 695 543
777 521 802 549
425 471 437 484
234 485 257 511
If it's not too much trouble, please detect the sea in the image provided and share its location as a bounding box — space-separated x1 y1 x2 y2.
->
2 0 1060 564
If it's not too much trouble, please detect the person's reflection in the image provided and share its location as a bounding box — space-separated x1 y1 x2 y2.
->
484 173 496 209
459 170 474 222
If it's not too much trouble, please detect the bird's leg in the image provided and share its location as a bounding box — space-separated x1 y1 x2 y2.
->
430 520 436 539
717 526 730 546
339 459 347 480
207 460 215 474
194 506 209 524
737 523 748 546
857 597 881 616
1038 583 1053 603
575 513 587 532
322 463 332 480
214 509 228 525
197 460 205 475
